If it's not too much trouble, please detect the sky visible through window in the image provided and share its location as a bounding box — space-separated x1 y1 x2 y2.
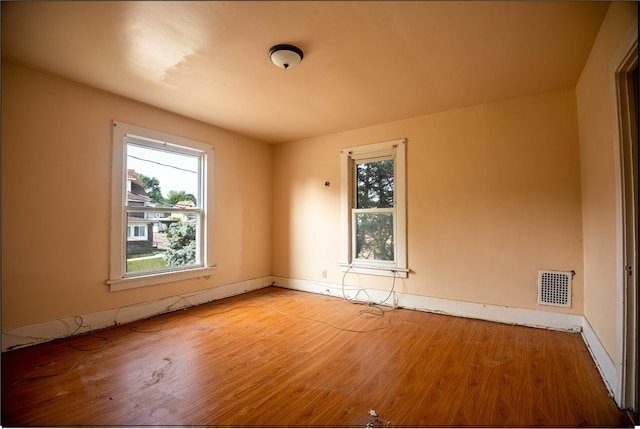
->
127 144 199 199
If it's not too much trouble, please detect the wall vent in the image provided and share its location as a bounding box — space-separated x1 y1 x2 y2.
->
538 270 572 307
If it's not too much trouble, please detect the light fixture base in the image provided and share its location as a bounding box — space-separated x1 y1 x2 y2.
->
269 44 304 69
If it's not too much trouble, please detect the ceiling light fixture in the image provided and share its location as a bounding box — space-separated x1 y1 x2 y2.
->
269 44 304 69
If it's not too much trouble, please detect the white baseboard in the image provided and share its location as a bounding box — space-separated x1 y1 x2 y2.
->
274 276 583 332
581 316 620 403
1 276 272 352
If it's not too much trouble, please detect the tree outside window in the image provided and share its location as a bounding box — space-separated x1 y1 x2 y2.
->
355 159 395 262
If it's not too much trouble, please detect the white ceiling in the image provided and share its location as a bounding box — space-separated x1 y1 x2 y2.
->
1 1 610 143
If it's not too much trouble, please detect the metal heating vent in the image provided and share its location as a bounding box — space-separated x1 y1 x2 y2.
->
538 270 572 307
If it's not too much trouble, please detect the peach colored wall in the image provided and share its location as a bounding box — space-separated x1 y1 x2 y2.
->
1 61 272 329
273 88 584 314
576 2 638 363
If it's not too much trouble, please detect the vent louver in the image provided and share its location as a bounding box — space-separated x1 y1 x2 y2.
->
538 270 572 307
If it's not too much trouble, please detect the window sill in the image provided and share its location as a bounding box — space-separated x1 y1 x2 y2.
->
107 266 216 292
339 263 408 278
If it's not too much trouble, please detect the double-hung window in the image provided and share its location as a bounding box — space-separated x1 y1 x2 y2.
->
108 121 214 291
340 139 408 277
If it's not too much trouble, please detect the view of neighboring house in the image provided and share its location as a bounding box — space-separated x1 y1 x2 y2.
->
125 172 197 254
126 217 154 254
173 200 196 209
126 169 154 255
172 200 196 222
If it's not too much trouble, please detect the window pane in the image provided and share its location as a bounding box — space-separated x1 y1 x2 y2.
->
164 218 199 267
125 141 203 276
126 144 200 208
125 211 163 273
125 212 200 274
356 159 394 209
354 212 394 261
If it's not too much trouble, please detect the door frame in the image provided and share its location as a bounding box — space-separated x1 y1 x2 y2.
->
616 40 638 414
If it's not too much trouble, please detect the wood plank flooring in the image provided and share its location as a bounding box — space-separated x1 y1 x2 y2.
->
1 287 632 427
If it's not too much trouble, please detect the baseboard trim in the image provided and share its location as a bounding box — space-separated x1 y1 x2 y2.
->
1 276 272 352
581 316 620 403
274 276 583 332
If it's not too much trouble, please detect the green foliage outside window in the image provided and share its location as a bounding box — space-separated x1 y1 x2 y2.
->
166 220 197 266
355 159 395 261
356 159 394 209
138 173 165 204
355 212 394 261
166 190 197 206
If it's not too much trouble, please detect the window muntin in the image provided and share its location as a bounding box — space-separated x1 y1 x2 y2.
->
109 121 214 291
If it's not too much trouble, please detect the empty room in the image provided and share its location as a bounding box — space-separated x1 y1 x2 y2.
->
1 1 638 427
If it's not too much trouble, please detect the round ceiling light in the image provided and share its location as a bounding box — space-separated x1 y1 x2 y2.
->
269 44 304 69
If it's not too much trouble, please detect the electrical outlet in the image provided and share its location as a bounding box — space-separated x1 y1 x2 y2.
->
322 269 327 278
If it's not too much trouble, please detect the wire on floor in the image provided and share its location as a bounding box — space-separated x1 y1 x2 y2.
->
341 266 398 318
6 288 393 389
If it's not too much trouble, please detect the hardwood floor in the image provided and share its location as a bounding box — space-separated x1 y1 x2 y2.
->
1 287 631 427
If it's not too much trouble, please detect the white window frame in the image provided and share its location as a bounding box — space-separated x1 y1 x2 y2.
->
127 224 148 241
108 121 215 291
340 139 408 278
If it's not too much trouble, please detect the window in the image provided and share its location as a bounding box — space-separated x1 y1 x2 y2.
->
340 139 407 277
127 225 148 241
108 121 214 291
